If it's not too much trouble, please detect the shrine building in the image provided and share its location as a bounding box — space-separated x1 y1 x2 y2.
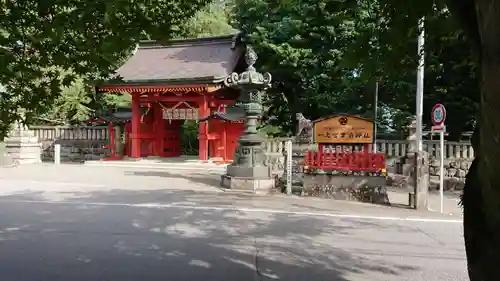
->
96 34 247 162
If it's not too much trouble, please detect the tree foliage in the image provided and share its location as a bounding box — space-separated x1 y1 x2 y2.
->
37 78 92 125
366 9 479 138
346 3 479 137
232 0 376 135
231 0 479 138
35 79 131 125
180 0 236 38
25 0 236 127
0 0 211 139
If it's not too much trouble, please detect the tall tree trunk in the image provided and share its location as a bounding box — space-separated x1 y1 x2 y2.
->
448 0 500 279
461 128 484 280
467 0 500 279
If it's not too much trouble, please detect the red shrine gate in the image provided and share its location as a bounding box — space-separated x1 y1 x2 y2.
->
96 35 246 162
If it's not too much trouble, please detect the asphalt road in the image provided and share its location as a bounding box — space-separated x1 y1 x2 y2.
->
0 165 467 281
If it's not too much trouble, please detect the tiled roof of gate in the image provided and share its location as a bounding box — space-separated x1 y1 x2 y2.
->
114 34 242 84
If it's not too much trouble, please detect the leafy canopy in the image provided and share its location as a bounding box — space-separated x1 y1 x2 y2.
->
231 0 376 135
181 0 236 38
0 0 211 139
232 0 478 138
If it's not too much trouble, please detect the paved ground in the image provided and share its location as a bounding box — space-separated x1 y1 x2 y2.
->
387 188 462 217
0 164 467 280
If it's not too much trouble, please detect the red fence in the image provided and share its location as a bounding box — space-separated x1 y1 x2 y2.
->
304 151 386 172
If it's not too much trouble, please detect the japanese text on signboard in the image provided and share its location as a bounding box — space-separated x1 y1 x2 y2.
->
313 115 374 144
316 130 370 140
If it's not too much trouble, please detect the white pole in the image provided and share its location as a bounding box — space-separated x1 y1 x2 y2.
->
54 143 61 165
373 81 379 151
439 130 445 213
416 17 425 154
286 139 293 195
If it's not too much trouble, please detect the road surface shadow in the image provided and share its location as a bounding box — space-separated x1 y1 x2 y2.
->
131 170 223 190
0 197 422 281
0 186 458 222
130 170 421 211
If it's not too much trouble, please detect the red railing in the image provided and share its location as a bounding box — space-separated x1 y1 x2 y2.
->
304 151 386 172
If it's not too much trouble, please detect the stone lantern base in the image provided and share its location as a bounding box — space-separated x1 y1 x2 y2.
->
220 175 276 195
220 165 276 194
3 128 42 165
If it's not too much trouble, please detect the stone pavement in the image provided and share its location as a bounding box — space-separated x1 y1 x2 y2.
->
0 199 467 281
0 164 467 280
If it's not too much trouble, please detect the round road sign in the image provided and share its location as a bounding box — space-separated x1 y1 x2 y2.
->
431 103 446 126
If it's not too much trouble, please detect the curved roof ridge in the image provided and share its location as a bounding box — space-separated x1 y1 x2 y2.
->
139 33 240 49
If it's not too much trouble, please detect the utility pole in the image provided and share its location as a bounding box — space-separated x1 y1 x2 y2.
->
416 18 425 157
373 81 379 151
413 17 427 210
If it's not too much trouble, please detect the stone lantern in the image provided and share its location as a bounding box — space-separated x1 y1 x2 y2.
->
220 46 274 193
0 88 41 166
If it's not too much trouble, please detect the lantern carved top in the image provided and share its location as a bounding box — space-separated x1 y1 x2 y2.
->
224 45 271 91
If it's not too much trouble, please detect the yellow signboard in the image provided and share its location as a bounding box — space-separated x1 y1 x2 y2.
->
313 115 374 144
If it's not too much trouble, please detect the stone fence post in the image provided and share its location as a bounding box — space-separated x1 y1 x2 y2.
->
405 116 429 209
402 117 417 176
415 151 430 209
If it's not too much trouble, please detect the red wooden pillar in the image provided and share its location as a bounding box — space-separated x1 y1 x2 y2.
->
103 123 116 160
130 93 141 158
198 96 209 160
208 119 215 158
222 123 227 161
154 103 165 157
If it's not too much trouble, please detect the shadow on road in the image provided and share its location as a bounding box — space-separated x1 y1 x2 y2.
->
131 170 224 190
131 170 421 211
0 188 423 281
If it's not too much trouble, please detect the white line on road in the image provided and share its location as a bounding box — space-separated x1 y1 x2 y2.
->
2 199 463 224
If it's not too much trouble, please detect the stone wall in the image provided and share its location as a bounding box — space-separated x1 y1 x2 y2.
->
40 140 108 162
385 155 469 192
39 138 287 164
428 157 471 191
302 174 389 204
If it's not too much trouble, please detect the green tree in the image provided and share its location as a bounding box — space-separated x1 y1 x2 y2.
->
231 0 479 138
231 0 374 135
181 0 236 38
36 78 131 125
34 1 235 126
361 9 479 138
0 0 211 139
37 78 92 125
